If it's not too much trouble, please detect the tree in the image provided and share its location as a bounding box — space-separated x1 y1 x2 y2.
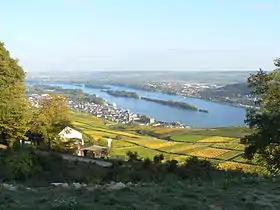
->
241 58 280 173
140 115 150 123
30 93 71 149
0 42 30 146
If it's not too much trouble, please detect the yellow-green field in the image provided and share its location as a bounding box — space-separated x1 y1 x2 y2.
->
71 112 257 172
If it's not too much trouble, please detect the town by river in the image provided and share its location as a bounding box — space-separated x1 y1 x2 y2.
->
39 82 247 128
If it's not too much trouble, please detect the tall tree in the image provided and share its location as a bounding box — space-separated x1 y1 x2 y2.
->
241 58 280 173
30 93 71 149
0 42 30 146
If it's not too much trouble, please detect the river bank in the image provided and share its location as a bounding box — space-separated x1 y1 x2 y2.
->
27 81 247 128
108 82 253 109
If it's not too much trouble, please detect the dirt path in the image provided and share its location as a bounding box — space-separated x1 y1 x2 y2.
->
35 150 112 167
60 154 113 167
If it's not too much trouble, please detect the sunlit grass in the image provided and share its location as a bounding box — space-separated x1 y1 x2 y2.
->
198 136 235 143
218 161 260 173
171 134 208 142
159 143 206 154
189 148 231 159
215 150 244 161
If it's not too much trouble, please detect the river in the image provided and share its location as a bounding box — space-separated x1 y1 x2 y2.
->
33 82 247 128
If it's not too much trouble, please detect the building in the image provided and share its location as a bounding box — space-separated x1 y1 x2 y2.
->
58 126 84 156
79 145 109 159
149 118 156 124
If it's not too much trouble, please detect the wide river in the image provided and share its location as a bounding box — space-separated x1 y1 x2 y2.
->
37 82 247 128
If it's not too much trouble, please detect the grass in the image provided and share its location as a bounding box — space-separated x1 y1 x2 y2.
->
211 141 245 151
112 140 135 148
1 178 280 209
162 143 206 153
189 148 231 159
111 146 160 160
71 111 256 171
126 139 180 149
218 161 261 173
170 134 208 142
216 150 244 160
198 136 236 143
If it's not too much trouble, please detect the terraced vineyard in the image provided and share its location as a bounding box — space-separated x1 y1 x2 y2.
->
71 112 258 172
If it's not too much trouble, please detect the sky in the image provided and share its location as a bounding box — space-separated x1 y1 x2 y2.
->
1 0 280 72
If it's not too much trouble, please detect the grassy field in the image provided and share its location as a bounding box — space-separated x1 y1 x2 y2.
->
71 112 256 172
1 177 280 209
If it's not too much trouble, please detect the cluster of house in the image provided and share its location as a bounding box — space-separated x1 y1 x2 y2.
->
28 93 51 107
69 100 155 125
145 81 212 97
28 93 188 128
154 121 190 129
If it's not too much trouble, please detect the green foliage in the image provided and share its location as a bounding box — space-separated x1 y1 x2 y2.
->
105 90 139 99
0 42 30 146
177 156 216 179
29 93 71 149
165 159 178 172
126 151 142 162
241 59 280 174
153 154 164 164
0 146 35 180
139 115 151 123
253 144 280 174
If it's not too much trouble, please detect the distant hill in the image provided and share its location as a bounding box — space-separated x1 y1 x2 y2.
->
201 82 252 98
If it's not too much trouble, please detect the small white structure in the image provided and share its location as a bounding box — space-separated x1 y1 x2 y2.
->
107 138 112 148
149 118 156 124
58 127 84 156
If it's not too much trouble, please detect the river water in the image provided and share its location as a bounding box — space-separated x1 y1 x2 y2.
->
34 82 247 128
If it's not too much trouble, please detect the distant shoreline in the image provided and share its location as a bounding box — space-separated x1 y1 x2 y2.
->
26 80 253 109
107 83 253 109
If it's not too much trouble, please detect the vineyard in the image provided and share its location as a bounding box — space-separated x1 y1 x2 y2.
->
71 112 258 173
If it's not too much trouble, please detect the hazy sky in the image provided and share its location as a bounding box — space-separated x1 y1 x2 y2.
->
1 0 280 72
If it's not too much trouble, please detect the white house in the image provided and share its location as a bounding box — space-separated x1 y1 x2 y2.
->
58 127 84 156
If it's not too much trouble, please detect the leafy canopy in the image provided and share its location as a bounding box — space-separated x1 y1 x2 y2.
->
241 58 280 173
30 93 71 148
0 42 30 146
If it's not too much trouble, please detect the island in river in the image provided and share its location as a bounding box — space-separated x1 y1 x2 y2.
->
104 90 140 99
141 97 200 111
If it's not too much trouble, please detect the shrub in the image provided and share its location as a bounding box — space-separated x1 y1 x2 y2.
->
115 135 122 140
166 159 178 172
126 151 141 162
255 144 280 175
0 146 35 181
34 151 64 171
177 157 216 179
143 158 152 169
153 154 164 164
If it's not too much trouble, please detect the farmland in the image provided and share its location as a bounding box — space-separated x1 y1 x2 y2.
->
71 112 257 172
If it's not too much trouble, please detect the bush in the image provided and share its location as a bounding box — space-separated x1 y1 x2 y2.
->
34 151 64 171
126 151 141 162
255 144 280 175
177 157 216 179
143 158 152 169
153 154 164 164
165 159 178 172
0 146 36 181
